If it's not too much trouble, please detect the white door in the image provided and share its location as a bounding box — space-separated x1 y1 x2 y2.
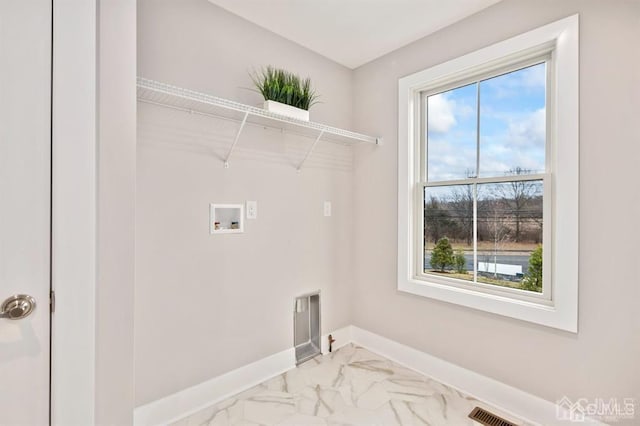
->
0 0 52 424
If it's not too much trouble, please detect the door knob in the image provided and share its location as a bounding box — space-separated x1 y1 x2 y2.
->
0 295 36 320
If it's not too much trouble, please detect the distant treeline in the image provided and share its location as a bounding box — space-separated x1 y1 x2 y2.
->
424 184 543 247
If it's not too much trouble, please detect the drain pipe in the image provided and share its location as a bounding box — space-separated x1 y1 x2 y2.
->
328 334 336 352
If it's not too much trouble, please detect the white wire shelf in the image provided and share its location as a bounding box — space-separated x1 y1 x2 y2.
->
137 77 381 170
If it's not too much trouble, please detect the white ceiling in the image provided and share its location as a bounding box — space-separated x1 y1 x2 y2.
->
207 0 502 69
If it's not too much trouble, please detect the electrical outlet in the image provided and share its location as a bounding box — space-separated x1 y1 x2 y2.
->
324 201 332 217
246 201 257 219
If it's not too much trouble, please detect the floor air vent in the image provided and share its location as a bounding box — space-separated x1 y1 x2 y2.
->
468 407 517 426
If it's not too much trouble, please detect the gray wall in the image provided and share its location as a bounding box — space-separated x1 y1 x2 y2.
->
136 0 640 411
352 0 640 407
136 0 355 405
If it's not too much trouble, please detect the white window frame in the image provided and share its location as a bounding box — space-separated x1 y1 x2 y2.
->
417 54 553 305
397 15 579 332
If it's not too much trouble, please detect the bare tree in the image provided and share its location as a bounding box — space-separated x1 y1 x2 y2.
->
530 202 544 244
500 167 540 242
449 169 477 246
485 199 511 278
451 185 474 245
424 196 455 247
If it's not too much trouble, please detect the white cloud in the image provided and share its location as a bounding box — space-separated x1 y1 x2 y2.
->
427 94 456 133
507 107 545 148
426 83 546 180
479 108 546 175
428 137 476 181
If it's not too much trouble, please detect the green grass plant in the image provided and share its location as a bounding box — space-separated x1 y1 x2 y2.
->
250 66 319 110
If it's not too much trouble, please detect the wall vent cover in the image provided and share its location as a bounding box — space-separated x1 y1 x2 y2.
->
468 406 517 426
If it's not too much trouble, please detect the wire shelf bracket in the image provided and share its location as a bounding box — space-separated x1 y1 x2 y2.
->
297 130 325 172
224 111 249 168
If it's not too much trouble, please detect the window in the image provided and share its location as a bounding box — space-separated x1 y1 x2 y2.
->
421 61 549 301
397 15 579 331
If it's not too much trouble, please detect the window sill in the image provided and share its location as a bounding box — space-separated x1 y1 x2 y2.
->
398 277 576 332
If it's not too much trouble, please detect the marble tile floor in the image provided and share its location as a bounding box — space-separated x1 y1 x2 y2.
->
171 344 530 426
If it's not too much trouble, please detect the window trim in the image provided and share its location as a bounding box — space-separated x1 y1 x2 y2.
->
397 15 579 332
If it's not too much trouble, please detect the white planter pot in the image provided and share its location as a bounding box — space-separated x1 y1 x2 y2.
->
263 100 309 121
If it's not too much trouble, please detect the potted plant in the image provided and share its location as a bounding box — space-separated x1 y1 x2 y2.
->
250 66 319 121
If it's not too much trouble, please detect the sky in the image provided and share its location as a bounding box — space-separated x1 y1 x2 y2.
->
426 62 546 182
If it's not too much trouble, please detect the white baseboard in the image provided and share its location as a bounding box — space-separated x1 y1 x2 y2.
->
134 325 352 426
350 326 604 426
133 348 295 426
321 325 352 354
135 325 604 426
